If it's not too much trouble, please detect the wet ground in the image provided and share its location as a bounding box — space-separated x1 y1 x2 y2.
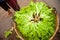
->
0 0 60 40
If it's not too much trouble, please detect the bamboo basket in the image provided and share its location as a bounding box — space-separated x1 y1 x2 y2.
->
13 0 59 40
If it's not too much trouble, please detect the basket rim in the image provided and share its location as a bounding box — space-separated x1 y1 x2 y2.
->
49 13 59 40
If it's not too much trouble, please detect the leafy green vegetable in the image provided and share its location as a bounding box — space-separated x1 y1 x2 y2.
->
4 31 12 38
14 1 55 40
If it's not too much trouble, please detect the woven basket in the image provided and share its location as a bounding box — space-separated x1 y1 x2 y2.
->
13 0 59 40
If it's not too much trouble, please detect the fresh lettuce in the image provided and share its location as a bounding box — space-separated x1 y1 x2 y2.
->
14 1 55 40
